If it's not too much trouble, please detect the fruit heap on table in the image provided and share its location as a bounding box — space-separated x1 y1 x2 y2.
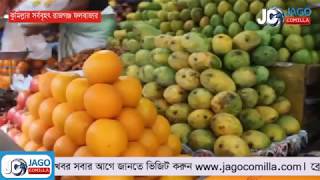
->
9 50 182 159
107 0 318 156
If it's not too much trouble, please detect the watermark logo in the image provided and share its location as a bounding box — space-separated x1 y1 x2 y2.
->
0 151 54 179
6 159 28 176
257 7 312 26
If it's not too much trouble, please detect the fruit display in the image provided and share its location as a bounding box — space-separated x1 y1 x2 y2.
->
14 50 182 159
48 47 124 71
107 0 314 156
111 0 319 64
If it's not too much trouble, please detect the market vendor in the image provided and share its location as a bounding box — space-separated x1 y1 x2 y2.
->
1 0 117 61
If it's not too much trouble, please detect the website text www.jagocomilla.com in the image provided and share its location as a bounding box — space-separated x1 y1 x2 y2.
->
195 162 306 173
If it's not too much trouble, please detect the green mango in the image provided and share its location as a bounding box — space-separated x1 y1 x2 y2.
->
189 129 216 151
232 67 257 88
227 23 241 38
224 49 250 71
233 0 249 14
188 88 213 109
277 115 301 135
252 46 278 66
240 109 265 130
171 123 192 144
204 2 217 17
238 12 253 26
242 130 271 150
210 14 222 26
142 82 164 100
167 104 192 124
285 34 305 52
260 124 286 142
292 49 313 64
278 48 290 62
238 88 259 108
223 11 238 27
271 34 284 50
249 0 264 15
244 21 260 31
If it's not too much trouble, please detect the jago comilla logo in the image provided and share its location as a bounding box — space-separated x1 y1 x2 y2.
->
5 159 28 176
257 7 312 26
0 151 54 179
257 7 284 26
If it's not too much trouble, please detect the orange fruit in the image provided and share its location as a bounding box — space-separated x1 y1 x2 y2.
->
52 103 74 131
37 146 48 151
29 119 50 144
122 142 147 157
39 72 57 98
73 146 94 157
26 92 45 118
118 108 144 141
137 98 157 128
83 50 123 84
160 177 193 180
78 177 90 180
24 141 41 151
54 136 78 157
138 129 160 156
66 78 89 111
43 127 64 150
152 115 170 145
38 97 58 127
51 73 79 103
61 177 79 180
16 133 29 148
166 134 182 156
91 177 134 180
86 119 128 157
21 114 35 137
84 84 123 119
135 177 159 180
156 146 174 157
64 111 93 146
113 76 142 107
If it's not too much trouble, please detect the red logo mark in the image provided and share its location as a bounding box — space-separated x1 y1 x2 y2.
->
28 167 51 174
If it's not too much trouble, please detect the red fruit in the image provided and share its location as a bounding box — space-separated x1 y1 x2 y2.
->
16 91 29 110
0 115 8 127
14 111 24 130
30 76 39 93
6 107 16 123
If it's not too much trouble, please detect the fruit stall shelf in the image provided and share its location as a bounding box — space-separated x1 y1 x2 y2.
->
182 130 308 157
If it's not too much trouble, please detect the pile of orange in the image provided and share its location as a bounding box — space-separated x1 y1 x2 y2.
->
18 50 182 160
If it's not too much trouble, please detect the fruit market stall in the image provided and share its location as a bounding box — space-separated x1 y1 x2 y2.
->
0 2 319 180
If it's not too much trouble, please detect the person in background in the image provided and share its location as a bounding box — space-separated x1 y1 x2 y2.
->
23 0 117 61
0 0 116 60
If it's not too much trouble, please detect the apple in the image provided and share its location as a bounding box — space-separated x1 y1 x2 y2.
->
14 111 24 130
0 115 8 127
16 91 29 110
30 76 39 93
6 107 16 124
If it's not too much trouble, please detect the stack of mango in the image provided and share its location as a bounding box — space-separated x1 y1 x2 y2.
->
107 0 319 156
